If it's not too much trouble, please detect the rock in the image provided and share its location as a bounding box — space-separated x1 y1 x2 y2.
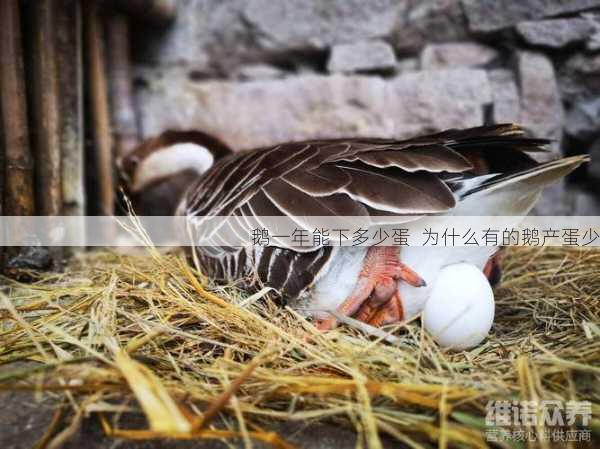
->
136 69 491 150
133 0 256 74
588 137 600 183
532 182 572 216
420 43 498 69
387 69 492 137
572 189 600 216
585 13 600 50
394 0 469 51
396 57 419 73
516 51 563 156
241 0 406 51
565 98 600 140
235 64 285 81
462 0 600 32
327 41 396 74
137 73 388 149
488 69 520 123
558 52 600 104
516 18 593 48
134 0 406 74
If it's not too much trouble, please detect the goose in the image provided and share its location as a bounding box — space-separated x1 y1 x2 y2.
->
120 124 588 331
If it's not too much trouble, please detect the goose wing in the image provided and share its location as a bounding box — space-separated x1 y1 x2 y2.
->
182 124 551 251
182 124 588 298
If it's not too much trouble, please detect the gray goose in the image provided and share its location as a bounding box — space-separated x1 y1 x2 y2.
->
120 124 587 330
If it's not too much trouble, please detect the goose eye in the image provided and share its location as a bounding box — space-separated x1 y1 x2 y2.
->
118 155 140 183
128 156 140 168
123 156 140 174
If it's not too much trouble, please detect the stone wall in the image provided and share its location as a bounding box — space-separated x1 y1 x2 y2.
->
131 0 600 214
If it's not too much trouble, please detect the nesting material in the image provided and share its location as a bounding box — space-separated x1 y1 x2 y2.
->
0 247 598 448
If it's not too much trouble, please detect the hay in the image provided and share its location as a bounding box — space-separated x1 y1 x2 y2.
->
0 247 599 448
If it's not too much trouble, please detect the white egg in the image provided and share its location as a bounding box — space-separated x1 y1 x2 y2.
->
423 263 494 350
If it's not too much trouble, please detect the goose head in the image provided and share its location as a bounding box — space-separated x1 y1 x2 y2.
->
118 130 232 215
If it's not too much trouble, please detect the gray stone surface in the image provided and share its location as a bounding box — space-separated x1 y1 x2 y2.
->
235 64 285 81
516 18 593 48
420 42 498 69
585 13 600 50
489 69 520 124
386 69 492 137
135 0 250 73
462 0 600 32
394 0 469 51
133 0 472 73
572 189 600 215
588 137 600 182
565 98 600 140
517 51 564 155
532 181 573 216
241 0 405 51
136 69 491 150
135 0 406 74
559 52 600 104
327 40 396 74
396 57 419 73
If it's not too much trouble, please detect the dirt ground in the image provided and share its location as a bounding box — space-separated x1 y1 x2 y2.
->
0 363 399 449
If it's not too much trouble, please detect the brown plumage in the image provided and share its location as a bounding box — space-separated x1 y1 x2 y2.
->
123 124 587 305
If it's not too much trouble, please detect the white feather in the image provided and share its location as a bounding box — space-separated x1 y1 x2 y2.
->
133 143 214 192
308 169 551 321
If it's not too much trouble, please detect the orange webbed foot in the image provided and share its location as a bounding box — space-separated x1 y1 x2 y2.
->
316 247 425 331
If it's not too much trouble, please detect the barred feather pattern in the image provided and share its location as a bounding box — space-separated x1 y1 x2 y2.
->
181 124 549 300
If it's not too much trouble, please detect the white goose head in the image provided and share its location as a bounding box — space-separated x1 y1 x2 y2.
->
119 130 232 215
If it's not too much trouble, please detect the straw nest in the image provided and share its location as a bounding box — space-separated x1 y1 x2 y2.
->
1 246 599 449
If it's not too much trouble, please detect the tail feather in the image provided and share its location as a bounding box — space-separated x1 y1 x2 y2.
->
428 123 550 153
461 155 590 198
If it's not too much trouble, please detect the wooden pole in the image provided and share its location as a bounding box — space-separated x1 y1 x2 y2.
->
0 0 37 272
27 0 63 217
0 91 4 266
0 0 36 218
57 0 85 217
85 0 115 216
0 110 3 218
106 13 140 159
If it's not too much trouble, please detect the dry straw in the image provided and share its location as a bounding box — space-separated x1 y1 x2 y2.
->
0 246 599 448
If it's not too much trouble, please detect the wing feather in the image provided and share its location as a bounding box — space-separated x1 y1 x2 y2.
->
182 124 560 297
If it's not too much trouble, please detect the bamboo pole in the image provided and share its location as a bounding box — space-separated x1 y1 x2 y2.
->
57 0 85 217
27 0 63 217
85 0 114 216
106 13 140 159
0 0 36 218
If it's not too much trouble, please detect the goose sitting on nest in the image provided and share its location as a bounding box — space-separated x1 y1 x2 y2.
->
120 124 588 331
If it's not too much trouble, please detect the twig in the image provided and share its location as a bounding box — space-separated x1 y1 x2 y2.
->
329 310 401 345
192 351 275 431
32 404 66 449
